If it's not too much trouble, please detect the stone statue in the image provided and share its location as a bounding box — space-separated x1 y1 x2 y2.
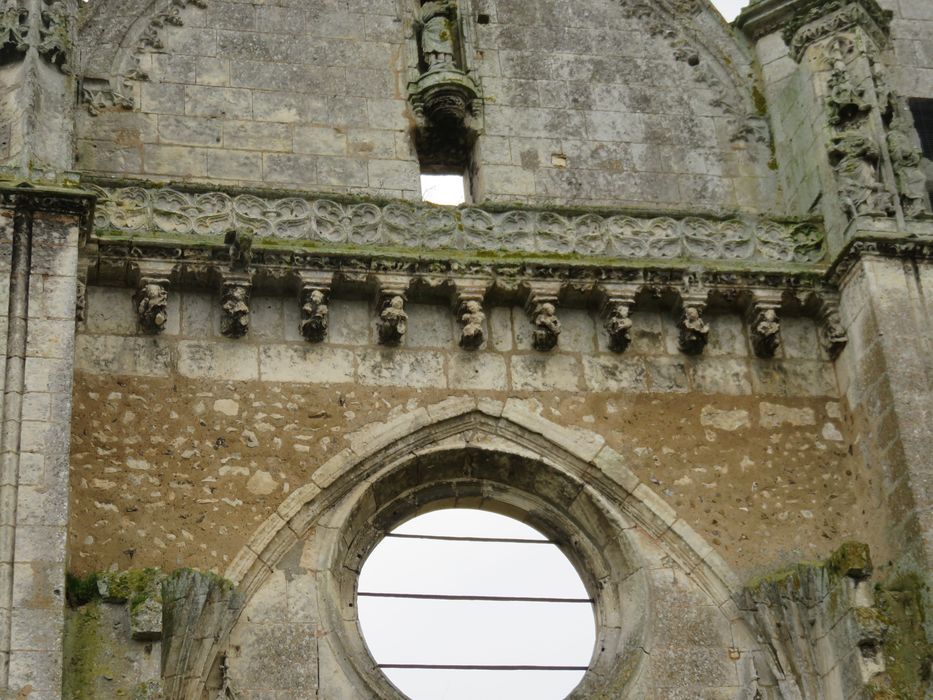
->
225 229 253 272
300 289 329 343
605 303 634 353
887 123 929 218
135 281 169 334
221 284 250 338
532 302 561 351
378 296 408 345
678 305 709 355
420 1 458 71
751 308 781 358
825 39 869 127
829 131 895 219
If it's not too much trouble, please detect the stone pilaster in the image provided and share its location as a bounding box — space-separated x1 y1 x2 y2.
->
834 243 933 634
0 185 91 697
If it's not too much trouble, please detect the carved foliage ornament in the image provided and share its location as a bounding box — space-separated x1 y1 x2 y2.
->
783 0 892 62
92 186 827 265
0 2 29 64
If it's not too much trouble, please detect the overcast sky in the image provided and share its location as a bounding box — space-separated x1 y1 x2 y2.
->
372 3 752 697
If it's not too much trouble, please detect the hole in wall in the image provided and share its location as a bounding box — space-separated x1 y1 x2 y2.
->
420 173 466 206
357 508 596 699
477 13 491 24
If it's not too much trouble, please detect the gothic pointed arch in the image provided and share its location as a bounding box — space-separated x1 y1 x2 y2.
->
159 396 746 699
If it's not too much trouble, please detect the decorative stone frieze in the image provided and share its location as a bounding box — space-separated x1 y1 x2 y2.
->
134 276 169 334
297 271 333 343
220 276 251 339
678 295 710 355
525 284 562 352
89 185 827 265
599 283 639 354
748 291 784 359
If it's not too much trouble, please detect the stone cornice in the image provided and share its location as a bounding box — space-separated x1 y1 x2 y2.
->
828 232 933 285
0 183 97 231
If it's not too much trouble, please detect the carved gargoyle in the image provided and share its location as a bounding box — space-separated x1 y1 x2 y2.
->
135 280 169 334
300 289 329 343
751 307 781 358
378 296 408 345
532 302 561 352
678 305 709 355
221 284 250 338
458 299 485 349
225 229 253 272
605 303 634 353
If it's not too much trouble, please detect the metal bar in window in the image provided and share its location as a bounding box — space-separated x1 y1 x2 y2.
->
378 664 591 671
384 533 553 545
358 592 594 604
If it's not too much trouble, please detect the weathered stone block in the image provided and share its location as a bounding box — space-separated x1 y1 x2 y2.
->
510 354 583 392
405 303 453 348
177 341 259 381
259 345 355 384
448 352 508 391
583 355 648 393
357 349 445 389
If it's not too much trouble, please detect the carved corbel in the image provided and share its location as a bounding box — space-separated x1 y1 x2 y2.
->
599 284 639 354
525 283 561 352
134 273 171 335
677 293 710 356
220 274 251 339
376 277 410 346
452 280 488 350
816 296 848 360
748 290 783 359
298 271 333 343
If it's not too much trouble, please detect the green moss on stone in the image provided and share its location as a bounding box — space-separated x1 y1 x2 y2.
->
62 602 110 699
875 573 932 699
827 541 873 580
98 568 163 604
66 572 100 607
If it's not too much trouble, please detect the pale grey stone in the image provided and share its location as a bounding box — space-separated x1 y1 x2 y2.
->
177 341 259 381
405 303 453 348
357 349 446 388
259 345 355 384
510 354 583 392
583 356 647 393
448 352 508 391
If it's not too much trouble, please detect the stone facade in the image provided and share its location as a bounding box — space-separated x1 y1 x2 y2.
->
0 0 927 697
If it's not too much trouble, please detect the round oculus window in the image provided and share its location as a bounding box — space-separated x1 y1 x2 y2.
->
357 508 597 699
